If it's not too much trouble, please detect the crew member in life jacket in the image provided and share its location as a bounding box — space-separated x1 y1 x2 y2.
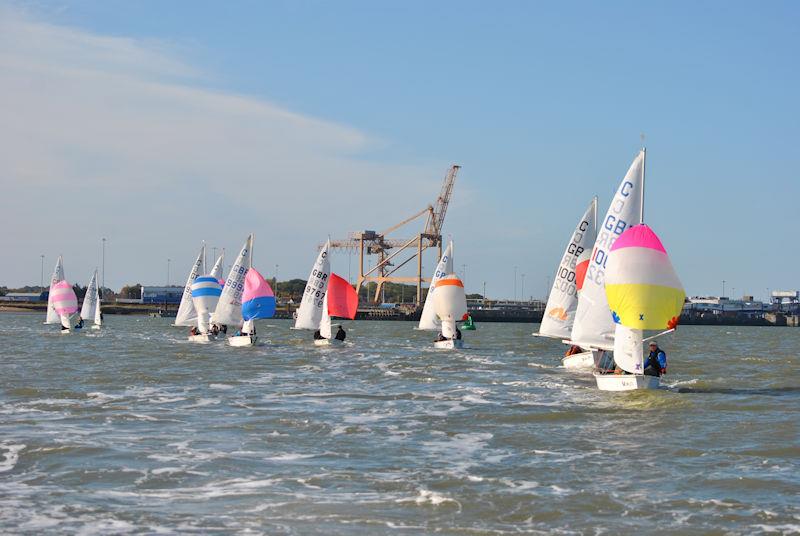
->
644 342 667 377
335 325 346 341
565 344 584 357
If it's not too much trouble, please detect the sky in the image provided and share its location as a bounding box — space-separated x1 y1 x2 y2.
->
1 0 797 300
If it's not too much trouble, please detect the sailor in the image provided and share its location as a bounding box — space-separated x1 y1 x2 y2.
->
335 325 346 341
61 322 70 331
455 328 462 340
190 326 199 336
211 324 219 336
644 342 667 377
565 345 584 356
220 325 228 334
75 318 84 330
313 330 324 340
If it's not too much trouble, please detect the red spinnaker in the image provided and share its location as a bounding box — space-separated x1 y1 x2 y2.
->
327 273 359 319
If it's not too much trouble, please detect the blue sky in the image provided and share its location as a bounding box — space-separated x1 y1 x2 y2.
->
1 1 797 299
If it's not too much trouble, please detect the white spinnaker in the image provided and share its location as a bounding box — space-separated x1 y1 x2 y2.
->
212 235 252 327
418 242 454 330
210 252 225 281
320 293 332 338
294 240 331 330
539 199 597 339
570 150 644 349
613 324 644 374
80 270 98 321
174 246 205 327
45 256 65 324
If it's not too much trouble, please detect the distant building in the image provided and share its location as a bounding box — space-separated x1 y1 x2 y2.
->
0 292 48 302
683 296 766 318
140 286 184 304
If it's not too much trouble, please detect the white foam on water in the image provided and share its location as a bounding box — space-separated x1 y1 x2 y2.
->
75 518 137 535
86 392 122 404
266 453 315 461
752 524 800 533
209 383 234 390
396 489 461 509
184 398 221 408
0 443 25 472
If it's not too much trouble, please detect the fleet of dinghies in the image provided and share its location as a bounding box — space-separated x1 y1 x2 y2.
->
41 147 686 390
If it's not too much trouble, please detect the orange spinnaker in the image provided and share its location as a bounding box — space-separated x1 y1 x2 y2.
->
327 273 359 319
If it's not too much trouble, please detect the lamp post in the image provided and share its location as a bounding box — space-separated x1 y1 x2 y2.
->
521 273 526 302
102 238 106 290
167 258 171 286
514 266 518 301
545 275 550 300
722 279 726 298
275 264 279 299
40 255 45 292
483 281 486 303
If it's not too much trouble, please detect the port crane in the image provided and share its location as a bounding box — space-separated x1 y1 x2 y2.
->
327 165 460 304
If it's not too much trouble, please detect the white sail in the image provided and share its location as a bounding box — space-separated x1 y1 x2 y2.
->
294 240 331 330
45 256 65 324
612 324 644 374
211 235 252 327
174 245 205 327
93 291 102 326
320 293 332 338
210 252 225 281
539 199 597 339
418 241 454 330
570 150 645 349
80 270 99 321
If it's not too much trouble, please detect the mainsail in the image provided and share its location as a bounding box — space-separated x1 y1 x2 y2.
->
539 198 597 339
570 150 645 349
211 235 252 327
80 270 99 321
605 224 684 373
210 251 225 283
174 245 205 327
418 242 454 330
45 256 65 324
294 240 331 330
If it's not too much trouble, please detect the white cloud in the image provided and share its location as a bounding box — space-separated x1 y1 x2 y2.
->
0 6 451 289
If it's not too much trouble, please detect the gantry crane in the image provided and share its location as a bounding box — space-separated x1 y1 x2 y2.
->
327 165 460 305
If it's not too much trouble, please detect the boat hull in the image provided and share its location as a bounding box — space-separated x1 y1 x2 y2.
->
562 350 596 369
434 339 464 350
188 333 216 343
594 373 660 391
91 325 101 330
228 335 257 347
314 338 344 347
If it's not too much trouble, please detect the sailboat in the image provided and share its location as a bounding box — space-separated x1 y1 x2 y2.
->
51 280 80 333
417 242 453 332
569 150 645 359
314 273 358 346
189 276 222 342
433 274 468 349
594 224 684 391
535 198 598 369
174 245 205 328
44 256 65 325
80 269 103 330
229 268 276 347
211 234 252 338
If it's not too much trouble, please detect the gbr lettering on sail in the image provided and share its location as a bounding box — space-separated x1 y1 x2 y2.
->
305 249 328 309
552 217 590 297
585 180 636 287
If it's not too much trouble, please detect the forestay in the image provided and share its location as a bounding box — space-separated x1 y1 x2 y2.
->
45 256 65 324
174 246 205 327
539 198 597 339
80 270 99 321
570 151 644 350
418 242 454 330
212 235 252 327
294 240 331 330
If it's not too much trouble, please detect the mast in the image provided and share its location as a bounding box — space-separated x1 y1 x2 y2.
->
593 195 598 231
249 233 254 269
640 147 646 224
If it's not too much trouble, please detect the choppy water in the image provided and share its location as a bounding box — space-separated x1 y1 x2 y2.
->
0 313 798 535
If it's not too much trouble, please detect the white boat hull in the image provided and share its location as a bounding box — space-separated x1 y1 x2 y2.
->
434 339 464 350
314 338 344 346
228 335 257 347
188 333 216 343
91 325 101 330
562 350 596 369
594 373 660 391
